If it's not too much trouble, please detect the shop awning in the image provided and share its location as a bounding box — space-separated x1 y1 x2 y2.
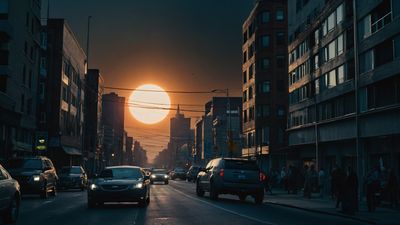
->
62 146 82 156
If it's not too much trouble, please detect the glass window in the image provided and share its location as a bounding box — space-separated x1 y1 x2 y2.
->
262 105 270 117
276 32 285 45
100 168 143 179
394 35 400 59
276 55 285 68
261 11 270 23
261 58 270 69
315 79 320 94
262 126 270 144
243 90 247 102
243 71 247 84
337 65 345 84
314 54 319 70
249 86 253 99
336 4 344 24
358 15 371 40
328 12 335 31
314 29 319 45
328 70 336 88
261 81 270 93
337 34 344 55
360 50 374 74
328 41 336 60
276 9 284 21
322 20 328 36
261 35 270 47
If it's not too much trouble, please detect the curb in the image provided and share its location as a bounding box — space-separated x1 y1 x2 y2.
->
265 201 378 225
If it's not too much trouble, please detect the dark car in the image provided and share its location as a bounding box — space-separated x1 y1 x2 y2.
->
0 163 21 224
58 166 88 191
186 166 200 182
87 166 150 208
170 167 187 180
7 157 58 198
196 158 265 204
150 169 169 184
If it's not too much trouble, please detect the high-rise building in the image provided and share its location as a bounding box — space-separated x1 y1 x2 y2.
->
84 69 104 173
287 0 400 176
38 19 86 169
0 0 41 161
242 0 288 170
102 92 125 166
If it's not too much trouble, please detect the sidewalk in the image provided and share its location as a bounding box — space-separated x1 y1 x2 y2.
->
264 189 400 225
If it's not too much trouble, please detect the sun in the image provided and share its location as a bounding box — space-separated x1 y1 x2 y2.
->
129 84 171 124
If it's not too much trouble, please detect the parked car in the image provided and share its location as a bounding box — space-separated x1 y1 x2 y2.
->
87 166 150 208
150 169 169 184
7 157 58 198
0 163 21 224
186 166 200 182
170 167 187 180
196 158 265 204
58 166 88 191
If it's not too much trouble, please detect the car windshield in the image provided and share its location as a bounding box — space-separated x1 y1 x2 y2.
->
7 159 42 170
224 160 259 171
175 168 185 172
99 168 143 179
152 169 167 174
60 167 81 174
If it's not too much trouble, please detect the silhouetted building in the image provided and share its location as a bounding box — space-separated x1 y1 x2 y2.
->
102 92 125 166
133 141 148 167
84 69 104 173
125 136 133 165
287 0 400 176
0 0 41 162
242 0 288 170
38 19 86 169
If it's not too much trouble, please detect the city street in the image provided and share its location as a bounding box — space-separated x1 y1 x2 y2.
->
14 180 365 225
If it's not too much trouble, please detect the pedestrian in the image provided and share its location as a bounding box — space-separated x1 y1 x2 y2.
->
386 168 399 208
319 168 326 198
342 167 358 215
335 168 346 208
303 165 312 198
280 167 287 190
366 166 380 212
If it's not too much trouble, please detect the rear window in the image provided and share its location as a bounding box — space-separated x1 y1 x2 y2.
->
224 160 259 171
60 167 81 174
8 159 43 170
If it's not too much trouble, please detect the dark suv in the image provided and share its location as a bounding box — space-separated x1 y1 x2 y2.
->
196 158 265 204
7 157 58 198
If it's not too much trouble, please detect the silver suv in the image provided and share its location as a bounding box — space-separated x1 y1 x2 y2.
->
196 158 265 204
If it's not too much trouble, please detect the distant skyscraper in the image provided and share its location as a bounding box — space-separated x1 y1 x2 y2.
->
168 106 192 167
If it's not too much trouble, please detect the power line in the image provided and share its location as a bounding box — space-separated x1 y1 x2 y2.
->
104 86 227 94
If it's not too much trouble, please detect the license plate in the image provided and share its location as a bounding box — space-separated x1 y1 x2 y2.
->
238 175 246 179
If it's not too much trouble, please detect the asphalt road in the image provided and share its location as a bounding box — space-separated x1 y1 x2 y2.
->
13 180 366 225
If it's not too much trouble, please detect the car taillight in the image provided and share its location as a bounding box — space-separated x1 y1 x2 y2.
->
219 169 224 177
259 172 266 182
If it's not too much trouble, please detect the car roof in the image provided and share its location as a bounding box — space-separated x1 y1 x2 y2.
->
105 165 142 170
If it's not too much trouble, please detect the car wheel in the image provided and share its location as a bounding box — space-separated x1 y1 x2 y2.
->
209 183 218 200
164 181 169 185
239 194 247 202
40 181 48 199
50 186 57 197
196 182 205 197
254 191 264 205
3 195 19 224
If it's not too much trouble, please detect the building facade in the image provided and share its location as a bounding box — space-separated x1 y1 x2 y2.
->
84 69 104 173
0 0 41 162
102 92 125 166
38 19 86 169
242 0 288 170
287 0 400 177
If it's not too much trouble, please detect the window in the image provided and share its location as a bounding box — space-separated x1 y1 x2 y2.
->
328 12 335 31
314 54 319 70
262 105 270 117
243 90 247 102
243 51 247 63
328 70 336 88
243 109 248 123
249 86 253 99
276 9 284 21
62 87 68 101
260 81 270 93
260 11 270 24
277 106 285 117
315 79 320 94
358 15 371 40
261 58 270 70
249 64 254 79
337 34 344 55
20 94 25 112
243 30 248 43
328 41 336 60
276 32 285 45
337 65 345 84
261 35 270 48
360 50 374 74
314 29 319 45
262 127 270 145
249 106 254 120
243 71 247 84
276 55 285 68
322 20 328 36
336 4 344 24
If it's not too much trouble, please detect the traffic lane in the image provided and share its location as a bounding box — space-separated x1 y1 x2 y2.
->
16 190 142 225
168 180 365 225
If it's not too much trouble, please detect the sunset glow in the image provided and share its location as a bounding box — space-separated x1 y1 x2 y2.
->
128 84 171 124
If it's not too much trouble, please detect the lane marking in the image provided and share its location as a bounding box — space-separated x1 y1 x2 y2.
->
168 185 277 225
131 208 139 225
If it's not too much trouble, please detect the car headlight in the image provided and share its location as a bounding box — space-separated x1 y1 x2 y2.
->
134 183 144 189
32 175 40 182
151 174 156 178
89 184 98 190
164 175 169 179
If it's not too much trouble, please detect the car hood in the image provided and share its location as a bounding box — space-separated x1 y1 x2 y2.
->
8 168 42 176
95 178 142 186
152 173 167 176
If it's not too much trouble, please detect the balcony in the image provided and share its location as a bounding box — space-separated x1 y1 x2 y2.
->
371 12 392 35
